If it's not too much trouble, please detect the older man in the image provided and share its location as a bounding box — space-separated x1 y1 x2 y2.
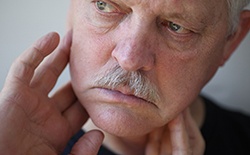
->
0 0 250 155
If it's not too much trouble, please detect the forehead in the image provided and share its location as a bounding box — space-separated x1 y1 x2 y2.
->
110 0 226 12
95 0 228 25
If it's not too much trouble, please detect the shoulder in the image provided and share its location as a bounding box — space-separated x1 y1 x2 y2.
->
201 96 250 155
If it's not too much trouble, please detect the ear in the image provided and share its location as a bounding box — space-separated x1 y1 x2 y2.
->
220 10 250 66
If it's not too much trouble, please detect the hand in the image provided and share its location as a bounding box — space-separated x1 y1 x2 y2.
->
0 31 104 155
145 108 205 155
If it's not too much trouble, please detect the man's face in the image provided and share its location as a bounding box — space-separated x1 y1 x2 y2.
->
69 0 229 136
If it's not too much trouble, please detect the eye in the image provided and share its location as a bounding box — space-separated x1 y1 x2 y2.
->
162 21 191 34
168 22 191 34
96 1 117 13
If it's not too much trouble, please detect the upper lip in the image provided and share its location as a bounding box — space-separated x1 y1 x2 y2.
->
114 85 135 96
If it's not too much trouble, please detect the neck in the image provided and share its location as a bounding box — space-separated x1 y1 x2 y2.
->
190 96 206 128
83 96 205 154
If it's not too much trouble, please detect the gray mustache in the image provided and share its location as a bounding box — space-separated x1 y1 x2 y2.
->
94 65 160 104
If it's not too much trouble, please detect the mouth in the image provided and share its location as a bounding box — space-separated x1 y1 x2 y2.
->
94 86 157 107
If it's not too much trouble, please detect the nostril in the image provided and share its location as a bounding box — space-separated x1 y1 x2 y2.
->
112 45 155 71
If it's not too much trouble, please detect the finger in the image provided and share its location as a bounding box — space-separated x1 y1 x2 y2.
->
183 109 205 155
160 127 172 155
50 82 76 112
168 113 190 155
63 101 89 135
6 32 60 86
31 30 72 94
70 130 104 155
145 127 164 155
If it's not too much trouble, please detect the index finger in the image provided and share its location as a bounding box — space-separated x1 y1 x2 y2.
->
6 32 60 85
168 113 191 155
30 30 73 93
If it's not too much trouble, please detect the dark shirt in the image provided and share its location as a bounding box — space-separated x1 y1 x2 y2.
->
201 97 250 155
63 96 250 155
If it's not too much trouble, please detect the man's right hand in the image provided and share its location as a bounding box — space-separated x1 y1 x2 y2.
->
0 31 103 155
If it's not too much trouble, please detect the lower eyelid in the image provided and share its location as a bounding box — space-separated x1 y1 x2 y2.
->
163 26 195 40
177 28 192 34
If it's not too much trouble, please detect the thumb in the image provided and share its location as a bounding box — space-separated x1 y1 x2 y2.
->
70 130 104 155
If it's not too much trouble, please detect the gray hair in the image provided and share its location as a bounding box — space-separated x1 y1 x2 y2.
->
227 0 250 33
94 65 161 104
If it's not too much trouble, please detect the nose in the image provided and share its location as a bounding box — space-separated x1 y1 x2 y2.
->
111 24 156 71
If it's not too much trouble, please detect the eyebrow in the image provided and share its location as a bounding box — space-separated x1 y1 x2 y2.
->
103 0 132 14
164 12 208 31
108 0 210 31
108 0 129 9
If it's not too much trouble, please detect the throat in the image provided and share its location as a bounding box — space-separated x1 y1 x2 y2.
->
189 96 206 128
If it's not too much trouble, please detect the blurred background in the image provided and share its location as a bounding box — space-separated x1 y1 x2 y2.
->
1 1 250 115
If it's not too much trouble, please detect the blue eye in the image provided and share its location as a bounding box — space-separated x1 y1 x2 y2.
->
96 1 116 13
168 22 191 34
97 1 106 11
169 22 181 31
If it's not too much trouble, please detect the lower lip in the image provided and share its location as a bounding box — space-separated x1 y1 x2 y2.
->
95 88 154 107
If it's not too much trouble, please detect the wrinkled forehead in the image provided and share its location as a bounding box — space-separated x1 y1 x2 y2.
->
97 0 228 14
133 0 228 23
72 0 228 27
163 0 228 26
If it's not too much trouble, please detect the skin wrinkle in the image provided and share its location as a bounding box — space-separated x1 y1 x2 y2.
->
120 0 221 32
0 0 249 155
67 0 249 154
71 0 229 134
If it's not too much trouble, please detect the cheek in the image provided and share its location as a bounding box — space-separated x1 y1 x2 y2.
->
156 44 224 118
71 32 108 66
70 27 115 91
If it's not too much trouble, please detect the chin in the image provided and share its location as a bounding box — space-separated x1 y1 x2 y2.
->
86 104 164 137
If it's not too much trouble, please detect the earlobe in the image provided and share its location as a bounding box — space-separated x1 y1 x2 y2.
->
220 10 250 66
